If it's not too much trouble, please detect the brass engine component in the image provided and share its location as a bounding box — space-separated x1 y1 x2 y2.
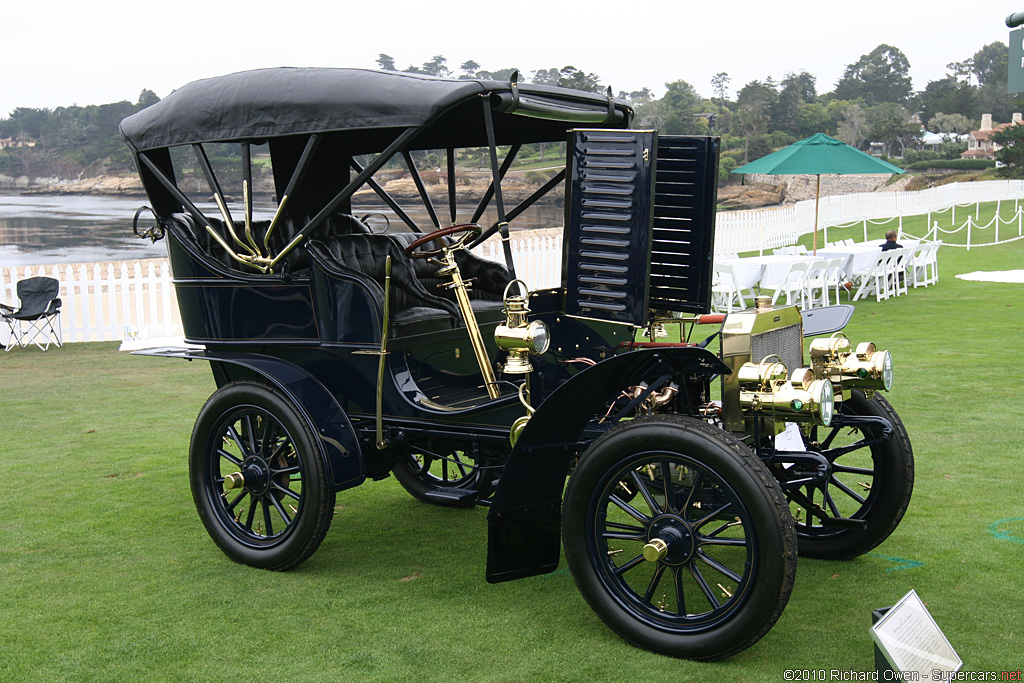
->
810 334 893 399
627 381 679 415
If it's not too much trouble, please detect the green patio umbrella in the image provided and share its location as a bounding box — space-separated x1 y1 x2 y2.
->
731 133 905 253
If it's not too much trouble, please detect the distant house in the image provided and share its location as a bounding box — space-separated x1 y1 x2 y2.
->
0 136 36 149
921 131 968 150
962 113 1023 160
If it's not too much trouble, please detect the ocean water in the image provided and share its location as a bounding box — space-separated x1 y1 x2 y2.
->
0 194 564 267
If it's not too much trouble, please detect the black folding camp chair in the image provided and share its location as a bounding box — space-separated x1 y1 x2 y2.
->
1 277 62 351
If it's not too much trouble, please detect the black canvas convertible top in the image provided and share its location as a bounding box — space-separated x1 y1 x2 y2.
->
120 67 632 152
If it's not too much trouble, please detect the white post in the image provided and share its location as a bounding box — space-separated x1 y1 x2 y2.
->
966 216 972 251
147 262 158 338
160 261 174 336
863 219 868 243
119 263 131 339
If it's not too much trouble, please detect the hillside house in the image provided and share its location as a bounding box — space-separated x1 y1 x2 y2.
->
962 113 1023 159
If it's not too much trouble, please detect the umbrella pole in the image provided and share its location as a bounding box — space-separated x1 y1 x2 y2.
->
813 174 821 255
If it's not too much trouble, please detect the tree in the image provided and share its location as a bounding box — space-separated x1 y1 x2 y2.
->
775 72 815 133
530 66 602 92
866 103 919 156
927 112 972 138
916 77 978 128
659 80 707 135
376 53 396 71
834 44 913 105
476 67 520 82
617 88 652 104
972 42 1008 87
137 89 160 108
991 123 1024 177
732 100 771 162
946 60 974 85
711 72 731 103
836 103 869 149
420 55 451 78
795 102 833 137
459 60 481 78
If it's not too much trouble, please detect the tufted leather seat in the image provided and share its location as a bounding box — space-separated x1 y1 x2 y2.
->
307 230 511 338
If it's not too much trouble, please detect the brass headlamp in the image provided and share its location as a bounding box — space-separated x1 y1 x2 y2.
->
738 357 835 426
810 334 893 398
495 280 550 375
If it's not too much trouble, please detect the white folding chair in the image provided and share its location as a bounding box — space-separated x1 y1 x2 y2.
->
909 243 936 288
821 257 848 305
888 247 909 297
803 259 830 309
711 263 749 313
767 261 810 308
922 241 940 286
852 252 890 302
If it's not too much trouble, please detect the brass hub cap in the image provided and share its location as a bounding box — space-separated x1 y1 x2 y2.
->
646 516 694 564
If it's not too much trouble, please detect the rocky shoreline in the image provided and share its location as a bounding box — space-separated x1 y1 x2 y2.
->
3 169 916 211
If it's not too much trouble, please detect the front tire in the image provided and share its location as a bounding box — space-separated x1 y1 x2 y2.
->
779 391 914 560
189 380 335 570
562 416 797 661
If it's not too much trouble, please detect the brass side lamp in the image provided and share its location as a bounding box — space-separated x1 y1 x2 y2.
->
494 280 550 375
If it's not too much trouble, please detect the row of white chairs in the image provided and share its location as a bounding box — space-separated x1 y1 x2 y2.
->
711 241 941 312
711 257 848 313
823 239 856 248
850 241 941 302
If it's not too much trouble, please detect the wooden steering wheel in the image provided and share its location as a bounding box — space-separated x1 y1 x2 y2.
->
403 223 482 260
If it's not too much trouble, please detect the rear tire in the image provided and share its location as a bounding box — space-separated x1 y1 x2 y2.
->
189 381 335 570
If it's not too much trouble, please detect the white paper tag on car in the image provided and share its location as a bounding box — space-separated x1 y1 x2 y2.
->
775 422 805 451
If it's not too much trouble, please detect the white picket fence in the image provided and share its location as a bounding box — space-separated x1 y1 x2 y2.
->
715 178 1024 254
1 260 181 346
5 180 1024 345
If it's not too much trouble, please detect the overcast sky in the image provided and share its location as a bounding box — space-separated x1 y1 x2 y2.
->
2 0 1015 119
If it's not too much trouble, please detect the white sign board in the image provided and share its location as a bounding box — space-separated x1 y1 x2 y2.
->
871 589 962 675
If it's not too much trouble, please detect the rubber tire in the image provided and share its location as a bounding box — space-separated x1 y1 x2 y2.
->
189 380 335 571
562 415 797 661
792 391 914 560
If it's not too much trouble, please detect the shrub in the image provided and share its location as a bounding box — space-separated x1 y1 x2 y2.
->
905 159 995 170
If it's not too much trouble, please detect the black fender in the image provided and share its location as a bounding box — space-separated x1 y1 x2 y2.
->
134 347 364 492
486 346 729 583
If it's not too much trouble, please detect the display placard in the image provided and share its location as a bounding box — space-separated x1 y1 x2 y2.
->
871 589 962 675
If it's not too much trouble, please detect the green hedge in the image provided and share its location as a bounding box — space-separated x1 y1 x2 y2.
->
906 159 995 170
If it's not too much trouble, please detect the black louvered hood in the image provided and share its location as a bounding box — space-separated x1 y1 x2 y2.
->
563 130 719 326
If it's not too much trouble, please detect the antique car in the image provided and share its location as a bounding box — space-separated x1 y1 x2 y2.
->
120 67 913 661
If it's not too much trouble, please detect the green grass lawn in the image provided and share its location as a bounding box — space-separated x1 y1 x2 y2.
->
2 234 1022 681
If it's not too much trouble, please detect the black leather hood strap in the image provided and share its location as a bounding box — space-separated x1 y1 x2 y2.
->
481 94 517 280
